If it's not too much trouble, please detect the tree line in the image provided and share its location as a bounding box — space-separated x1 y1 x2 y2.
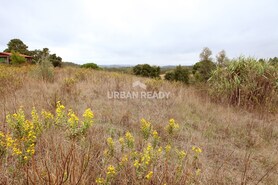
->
132 47 278 84
3 39 62 67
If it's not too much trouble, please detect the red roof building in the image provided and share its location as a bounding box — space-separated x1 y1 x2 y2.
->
0 52 33 64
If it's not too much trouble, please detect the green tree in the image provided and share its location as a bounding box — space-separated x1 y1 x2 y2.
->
165 65 189 84
133 64 160 78
199 47 212 61
216 50 229 66
4 39 30 55
193 47 216 82
49 53 62 67
10 51 27 65
31 48 62 67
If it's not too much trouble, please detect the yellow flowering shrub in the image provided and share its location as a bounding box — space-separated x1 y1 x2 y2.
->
0 102 95 163
5 108 38 163
96 118 203 184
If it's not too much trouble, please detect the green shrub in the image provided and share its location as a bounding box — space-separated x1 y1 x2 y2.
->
193 60 216 82
81 63 101 70
208 57 278 111
164 71 175 81
10 51 27 65
165 65 189 84
133 64 160 78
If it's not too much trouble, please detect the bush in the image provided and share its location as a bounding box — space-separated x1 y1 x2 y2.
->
10 51 27 65
164 71 175 81
34 55 54 82
193 60 216 82
81 63 101 70
133 64 160 78
95 118 202 184
269 57 278 67
165 65 189 84
208 57 278 112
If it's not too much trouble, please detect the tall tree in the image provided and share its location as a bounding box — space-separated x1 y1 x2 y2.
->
4 39 30 55
193 47 216 82
199 47 212 62
216 50 229 66
49 53 62 67
31 48 62 67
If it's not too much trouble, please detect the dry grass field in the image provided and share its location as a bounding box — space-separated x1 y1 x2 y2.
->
0 65 277 184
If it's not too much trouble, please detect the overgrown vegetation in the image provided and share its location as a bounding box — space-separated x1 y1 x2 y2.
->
33 55 54 82
0 65 277 184
209 57 278 112
4 38 63 67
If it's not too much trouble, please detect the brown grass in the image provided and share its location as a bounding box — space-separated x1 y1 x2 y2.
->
0 65 278 184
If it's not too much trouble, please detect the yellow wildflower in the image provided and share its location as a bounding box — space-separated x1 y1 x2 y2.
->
68 109 79 128
141 118 152 140
165 144 171 153
178 150 187 160
145 171 153 180
165 118 179 135
134 160 140 168
107 137 114 147
125 132 134 148
95 177 105 184
192 146 202 154
196 168 201 176
106 165 116 176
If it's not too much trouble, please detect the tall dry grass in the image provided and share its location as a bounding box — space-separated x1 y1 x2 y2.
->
0 65 277 184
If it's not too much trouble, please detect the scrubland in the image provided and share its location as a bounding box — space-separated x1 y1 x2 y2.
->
0 64 277 184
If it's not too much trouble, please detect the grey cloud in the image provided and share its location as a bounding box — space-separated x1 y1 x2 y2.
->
1 0 278 65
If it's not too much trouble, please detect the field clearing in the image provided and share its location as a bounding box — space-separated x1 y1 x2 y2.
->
0 65 278 184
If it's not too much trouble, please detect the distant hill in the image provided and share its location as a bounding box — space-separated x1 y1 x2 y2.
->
100 64 134 68
62 62 80 67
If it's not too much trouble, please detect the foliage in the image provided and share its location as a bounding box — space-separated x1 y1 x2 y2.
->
193 47 216 82
0 102 94 164
209 57 278 111
133 64 160 78
31 48 62 67
4 39 30 55
33 55 54 82
81 62 101 70
0 65 26 98
49 53 62 67
10 51 27 65
165 65 190 84
216 50 229 67
96 119 202 184
164 71 175 81
193 60 216 82
4 39 62 67
269 57 278 66
199 47 212 61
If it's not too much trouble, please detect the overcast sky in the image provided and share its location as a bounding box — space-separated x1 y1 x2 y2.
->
1 0 278 65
